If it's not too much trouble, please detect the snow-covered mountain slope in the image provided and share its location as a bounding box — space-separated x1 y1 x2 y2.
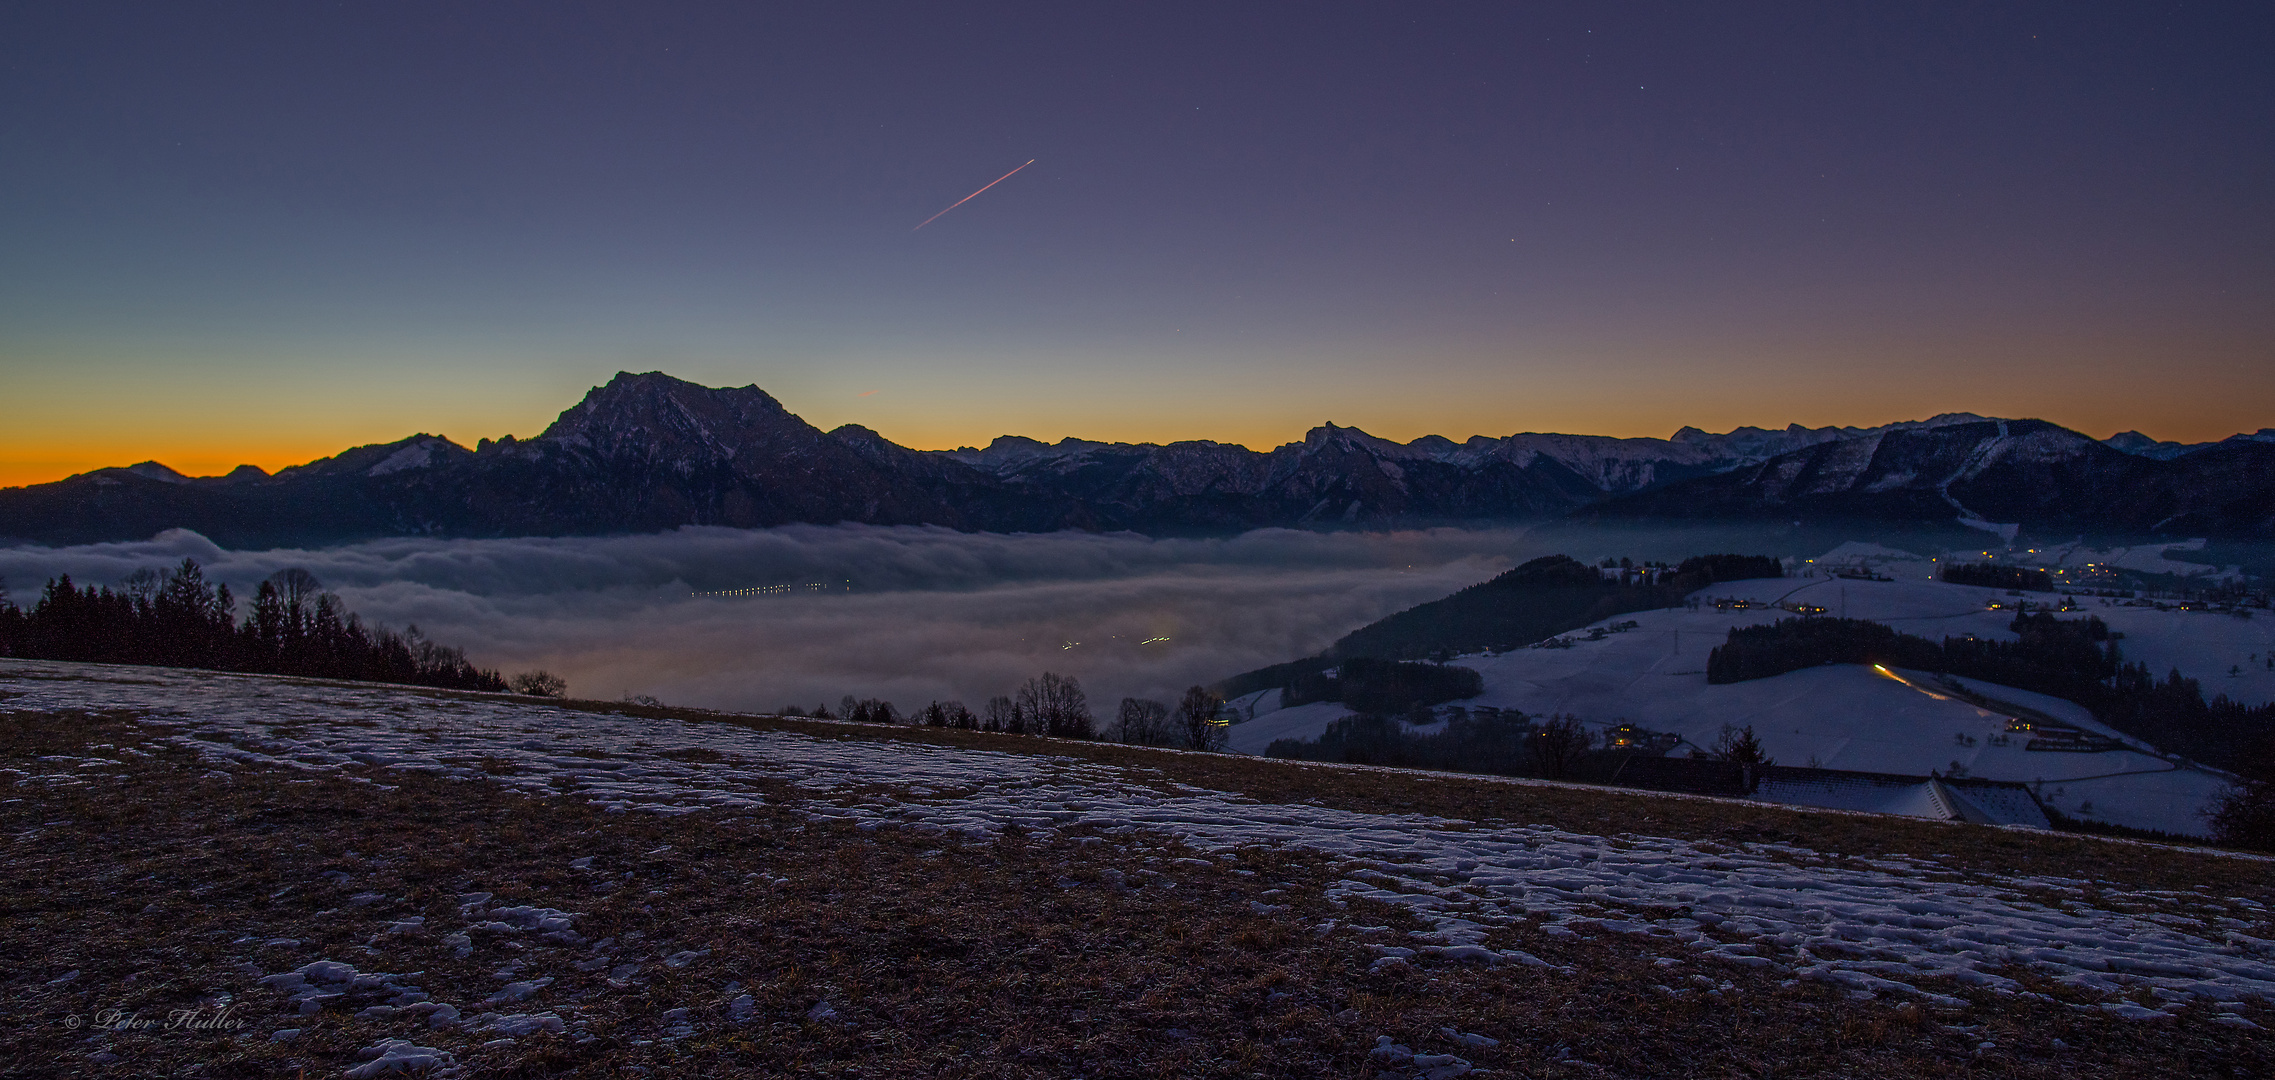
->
941 415 1997 502
1233 570 2268 837
916 416 2029 535
1592 418 2275 538
2106 428 2275 460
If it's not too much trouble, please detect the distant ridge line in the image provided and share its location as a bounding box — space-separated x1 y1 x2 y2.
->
3 373 2270 546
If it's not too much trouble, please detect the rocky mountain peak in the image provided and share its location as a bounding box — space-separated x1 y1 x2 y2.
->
1297 423 1410 457
539 371 807 463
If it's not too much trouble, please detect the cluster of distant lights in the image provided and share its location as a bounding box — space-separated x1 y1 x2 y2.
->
1059 635 1173 651
690 581 847 598
1801 549 2102 582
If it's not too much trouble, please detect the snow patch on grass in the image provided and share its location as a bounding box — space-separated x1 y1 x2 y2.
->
8 658 2274 1012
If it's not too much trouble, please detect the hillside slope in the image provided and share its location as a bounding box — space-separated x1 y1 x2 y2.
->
1217 553 1784 699
5 657 2271 1078
1240 568 2269 837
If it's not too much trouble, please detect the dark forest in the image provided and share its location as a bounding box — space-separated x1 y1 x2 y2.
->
0 560 508 692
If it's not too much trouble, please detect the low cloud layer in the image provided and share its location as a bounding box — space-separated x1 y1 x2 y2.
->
0 525 1559 714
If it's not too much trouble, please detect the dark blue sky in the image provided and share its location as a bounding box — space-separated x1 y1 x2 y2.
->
3 2 2269 482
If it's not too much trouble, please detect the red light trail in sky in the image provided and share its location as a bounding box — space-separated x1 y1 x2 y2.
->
913 159 1034 230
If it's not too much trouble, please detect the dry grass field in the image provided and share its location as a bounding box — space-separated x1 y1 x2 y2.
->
4 661 2272 1078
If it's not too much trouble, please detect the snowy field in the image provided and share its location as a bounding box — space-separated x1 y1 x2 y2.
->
6 658 2273 1026
1229 564 2263 836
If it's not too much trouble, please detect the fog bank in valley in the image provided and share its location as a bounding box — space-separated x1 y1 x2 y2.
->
0 524 1563 714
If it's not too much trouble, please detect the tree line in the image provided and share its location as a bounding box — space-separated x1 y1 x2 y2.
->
1282 657 1484 714
1220 553 1789 700
1706 612 2275 775
0 559 542 694
785 673 1230 751
1267 708 1540 775
1263 705 1767 782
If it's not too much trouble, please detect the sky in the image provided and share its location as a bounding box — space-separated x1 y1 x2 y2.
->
3 2 2270 486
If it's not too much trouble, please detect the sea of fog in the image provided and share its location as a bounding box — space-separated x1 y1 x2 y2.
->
0 524 1558 713
1 521 2236 716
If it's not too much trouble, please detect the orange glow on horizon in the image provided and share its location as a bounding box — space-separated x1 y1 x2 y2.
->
0 441 391 489
6 405 2261 491
3 359 2267 489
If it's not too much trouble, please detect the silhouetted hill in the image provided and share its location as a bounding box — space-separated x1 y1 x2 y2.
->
1215 553 1785 699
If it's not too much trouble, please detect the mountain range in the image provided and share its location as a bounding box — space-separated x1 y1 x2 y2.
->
3 372 2269 547
1583 418 2275 539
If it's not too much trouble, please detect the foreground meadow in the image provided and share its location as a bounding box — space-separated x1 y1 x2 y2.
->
3 658 2270 1078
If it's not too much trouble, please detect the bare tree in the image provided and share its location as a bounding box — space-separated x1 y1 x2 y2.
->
2209 739 2275 851
1014 677 1046 733
1052 674 1093 738
268 568 325 634
1175 686 1228 752
120 567 163 604
510 670 566 697
982 695 1017 733
1710 724 1773 766
1017 672 1093 738
1114 697 1172 745
1532 713 1592 779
